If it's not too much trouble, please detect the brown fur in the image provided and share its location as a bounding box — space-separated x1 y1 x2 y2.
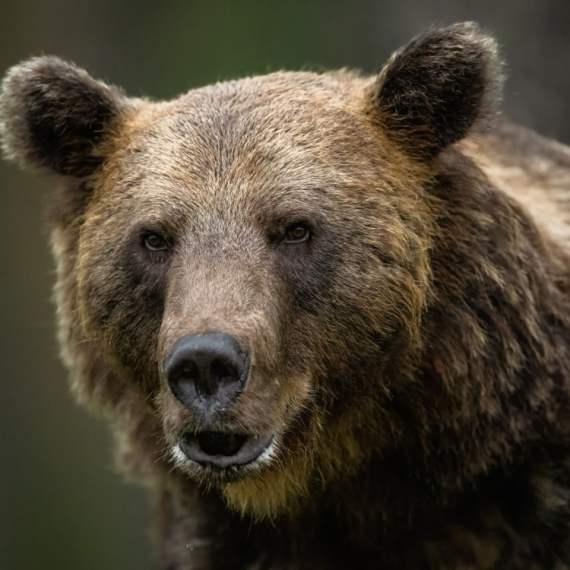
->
3 22 570 569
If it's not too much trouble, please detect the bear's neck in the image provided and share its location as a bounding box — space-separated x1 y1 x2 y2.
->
415 151 570 483
351 150 570 525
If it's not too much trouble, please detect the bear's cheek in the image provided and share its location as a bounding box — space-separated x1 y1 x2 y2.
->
277 236 407 377
76 230 169 387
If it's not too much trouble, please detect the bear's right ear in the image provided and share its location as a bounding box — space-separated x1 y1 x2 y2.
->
370 22 503 157
0 57 130 177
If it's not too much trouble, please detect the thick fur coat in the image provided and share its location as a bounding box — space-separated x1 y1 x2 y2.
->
3 22 570 569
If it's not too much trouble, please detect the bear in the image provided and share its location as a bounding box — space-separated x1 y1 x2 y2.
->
2 20 570 569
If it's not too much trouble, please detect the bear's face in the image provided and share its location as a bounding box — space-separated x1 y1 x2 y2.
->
0 23 501 517
75 74 431 495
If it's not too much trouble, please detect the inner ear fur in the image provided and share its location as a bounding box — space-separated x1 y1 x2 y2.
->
0 56 131 176
371 22 503 157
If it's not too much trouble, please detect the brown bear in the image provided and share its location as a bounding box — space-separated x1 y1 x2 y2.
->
2 21 570 569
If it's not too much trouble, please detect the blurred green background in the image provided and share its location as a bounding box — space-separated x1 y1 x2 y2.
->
1 1 569 569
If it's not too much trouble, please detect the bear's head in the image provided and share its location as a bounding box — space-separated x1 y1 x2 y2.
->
0 23 503 518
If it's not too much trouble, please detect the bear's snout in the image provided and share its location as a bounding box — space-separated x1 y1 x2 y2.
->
163 331 250 415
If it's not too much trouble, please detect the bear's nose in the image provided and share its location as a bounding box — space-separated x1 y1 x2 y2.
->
163 332 249 412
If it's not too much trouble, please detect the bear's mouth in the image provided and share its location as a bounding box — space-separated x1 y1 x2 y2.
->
179 431 274 469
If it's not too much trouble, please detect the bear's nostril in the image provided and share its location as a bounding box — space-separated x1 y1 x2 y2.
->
210 360 237 383
179 361 200 383
195 357 239 397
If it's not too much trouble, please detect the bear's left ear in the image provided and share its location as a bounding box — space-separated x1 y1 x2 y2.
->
0 56 132 177
370 22 503 157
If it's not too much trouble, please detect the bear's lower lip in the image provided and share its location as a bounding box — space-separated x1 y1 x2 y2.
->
179 431 274 469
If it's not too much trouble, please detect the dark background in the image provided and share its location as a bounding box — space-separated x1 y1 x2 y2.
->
1 1 569 569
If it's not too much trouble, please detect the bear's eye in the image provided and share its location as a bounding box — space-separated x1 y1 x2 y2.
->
143 233 168 251
284 223 311 243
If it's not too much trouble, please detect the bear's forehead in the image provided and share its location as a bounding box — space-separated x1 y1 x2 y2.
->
101 71 386 205
130 70 368 145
